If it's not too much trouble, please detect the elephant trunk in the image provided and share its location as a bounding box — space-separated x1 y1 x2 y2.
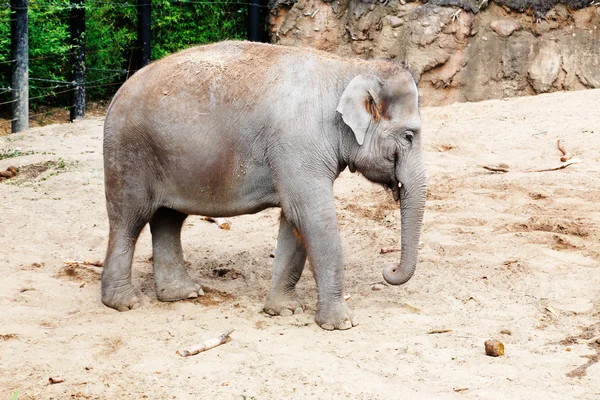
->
383 153 426 285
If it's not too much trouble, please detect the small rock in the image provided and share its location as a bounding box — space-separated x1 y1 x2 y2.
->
387 16 403 28
372 284 386 291
500 329 512 335
490 19 520 37
485 339 504 357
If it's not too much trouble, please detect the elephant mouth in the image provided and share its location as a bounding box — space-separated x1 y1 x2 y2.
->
385 180 401 202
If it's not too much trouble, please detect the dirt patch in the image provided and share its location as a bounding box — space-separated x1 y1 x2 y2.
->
561 323 600 378
189 286 236 307
57 265 101 282
211 267 244 280
509 217 590 237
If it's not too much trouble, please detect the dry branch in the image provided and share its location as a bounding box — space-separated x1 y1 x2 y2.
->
526 158 582 173
64 259 103 267
202 216 231 230
380 247 401 254
557 140 572 162
176 329 234 357
428 329 452 334
482 165 509 173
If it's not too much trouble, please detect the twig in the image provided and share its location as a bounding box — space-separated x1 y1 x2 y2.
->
176 329 235 357
202 216 231 230
526 158 582 173
84 260 103 267
557 139 572 162
64 259 103 267
428 329 452 334
380 247 401 254
451 9 461 23
482 165 509 173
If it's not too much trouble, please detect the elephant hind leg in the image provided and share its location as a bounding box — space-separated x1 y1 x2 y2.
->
102 201 155 312
150 207 203 302
263 212 307 316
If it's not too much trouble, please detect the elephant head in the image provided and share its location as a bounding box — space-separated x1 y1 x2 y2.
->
337 72 426 285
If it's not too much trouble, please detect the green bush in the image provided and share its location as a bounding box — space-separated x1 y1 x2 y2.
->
0 0 247 114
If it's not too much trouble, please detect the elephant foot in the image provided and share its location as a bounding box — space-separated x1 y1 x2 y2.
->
155 273 204 302
316 301 358 331
264 291 304 317
102 283 141 312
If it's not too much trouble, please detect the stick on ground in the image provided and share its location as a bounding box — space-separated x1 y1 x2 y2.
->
202 216 231 230
526 158 582 173
557 139 572 162
176 329 235 357
482 165 509 173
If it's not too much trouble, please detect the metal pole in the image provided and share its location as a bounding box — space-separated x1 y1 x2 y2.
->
10 0 28 133
137 0 151 69
248 0 261 42
70 0 85 121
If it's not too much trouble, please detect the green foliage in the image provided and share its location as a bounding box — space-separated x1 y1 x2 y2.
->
0 0 247 112
28 0 73 107
151 0 247 60
0 148 35 160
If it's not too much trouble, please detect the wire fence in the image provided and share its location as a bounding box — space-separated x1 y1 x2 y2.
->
0 0 260 130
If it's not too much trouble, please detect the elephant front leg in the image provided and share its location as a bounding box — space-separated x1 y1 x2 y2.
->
282 189 358 331
264 212 307 316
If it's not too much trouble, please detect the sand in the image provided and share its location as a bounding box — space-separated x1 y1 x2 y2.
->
1 89 599 399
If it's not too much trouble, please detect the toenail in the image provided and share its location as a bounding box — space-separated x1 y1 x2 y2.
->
280 309 293 317
321 323 335 331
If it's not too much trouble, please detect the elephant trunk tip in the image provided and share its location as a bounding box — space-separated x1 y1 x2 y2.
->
382 263 415 286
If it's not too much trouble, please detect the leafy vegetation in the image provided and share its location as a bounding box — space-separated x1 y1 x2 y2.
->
0 148 35 160
0 0 247 114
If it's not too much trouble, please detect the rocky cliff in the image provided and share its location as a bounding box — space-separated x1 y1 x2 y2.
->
268 0 600 105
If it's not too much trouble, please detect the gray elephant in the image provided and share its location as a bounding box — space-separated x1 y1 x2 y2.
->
102 41 426 331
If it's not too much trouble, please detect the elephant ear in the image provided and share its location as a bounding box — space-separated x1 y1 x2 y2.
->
336 75 384 145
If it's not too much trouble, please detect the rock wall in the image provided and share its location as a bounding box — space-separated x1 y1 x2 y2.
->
268 0 600 106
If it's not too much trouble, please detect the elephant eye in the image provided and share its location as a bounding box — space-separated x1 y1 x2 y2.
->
404 130 414 143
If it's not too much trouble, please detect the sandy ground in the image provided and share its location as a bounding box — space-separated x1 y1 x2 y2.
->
1 89 599 399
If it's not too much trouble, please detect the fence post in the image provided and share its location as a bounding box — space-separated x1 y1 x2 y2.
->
10 0 28 133
248 0 263 42
70 0 85 121
137 0 151 69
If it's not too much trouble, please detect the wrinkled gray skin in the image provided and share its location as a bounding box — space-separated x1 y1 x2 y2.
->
102 41 426 331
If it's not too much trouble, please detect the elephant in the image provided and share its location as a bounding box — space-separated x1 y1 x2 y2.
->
101 41 426 331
